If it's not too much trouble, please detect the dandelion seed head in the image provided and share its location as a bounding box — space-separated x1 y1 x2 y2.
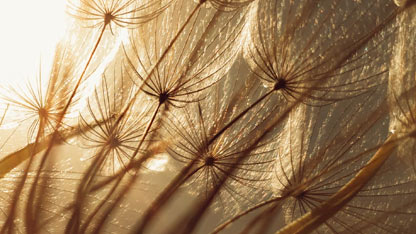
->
78 73 148 175
244 0 395 105
104 12 116 26
38 107 49 119
158 92 170 104
106 133 121 149
273 78 287 91
68 0 170 31
203 155 216 166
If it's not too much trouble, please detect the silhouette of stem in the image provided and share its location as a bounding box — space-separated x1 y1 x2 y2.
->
20 26 109 233
89 85 273 193
135 164 204 233
277 134 398 234
82 3 208 193
208 88 274 146
119 3 202 122
26 24 108 193
212 196 287 234
133 102 161 158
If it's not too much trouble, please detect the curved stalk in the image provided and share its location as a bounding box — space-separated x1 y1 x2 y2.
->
135 89 275 233
208 89 274 145
117 3 203 122
0 138 49 178
277 134 398 234
31 23 107 178
135 164 205 233
20 26 108 234
90 87 274 193
212 196 287 234
0 114 113 179
77 102 161 232
62 6 206 229
134 102 161 157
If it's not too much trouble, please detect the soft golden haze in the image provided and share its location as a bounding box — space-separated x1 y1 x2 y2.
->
0 0 415 233
0 0 68 86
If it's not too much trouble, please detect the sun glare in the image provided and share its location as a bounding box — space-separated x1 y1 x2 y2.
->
146 153 169 172
0 0 69 86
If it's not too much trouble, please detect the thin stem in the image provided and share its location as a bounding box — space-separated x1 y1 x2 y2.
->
79 169 126 233
132 102 161 158
24 116 48 233
276 134 398 234
212 196 287 234
208 88 274 146
0 104 9 126
70 102 161 233
90 86 274 193
19 26 108 234
56 24 108 138
119 3 203 122
135 164 205 233
20 25 108 214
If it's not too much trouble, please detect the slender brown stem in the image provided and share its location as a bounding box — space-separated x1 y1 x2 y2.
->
133 102 161 158
20 26 108 234
276 134 397 234
208 89 274 145
73 102 162 233
117 3 203 125
212 196 286 234
90 87 274 193
85 4 206 192
36 23 107 171
135 164 204 233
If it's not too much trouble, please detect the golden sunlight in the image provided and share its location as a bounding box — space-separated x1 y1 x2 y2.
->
145 153 169 172
0 1 414 233
0 0 68 86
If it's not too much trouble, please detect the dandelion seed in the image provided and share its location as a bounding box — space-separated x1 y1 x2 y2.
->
133 73 276 233
164 80 275 214
67 0 171 32
216 92 416 233
124 0 247 109
45 0 171 158
267 97 391 232
119 0 248 164
0 59 76 143
244 0 398 106
78 72 148 175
